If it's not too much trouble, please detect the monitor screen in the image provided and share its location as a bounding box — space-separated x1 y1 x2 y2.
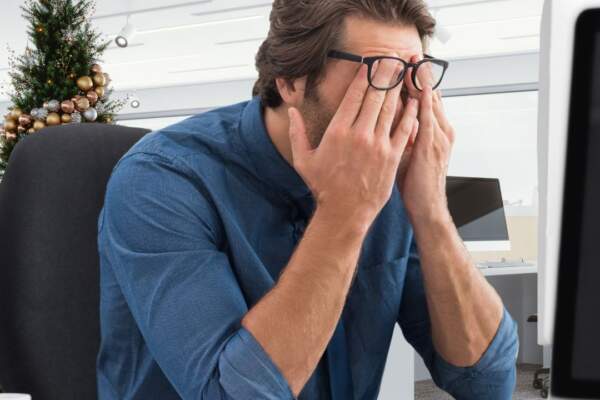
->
446 177 509 242
552 8 600 398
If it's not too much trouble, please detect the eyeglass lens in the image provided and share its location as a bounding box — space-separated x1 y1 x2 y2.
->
369 58 444 90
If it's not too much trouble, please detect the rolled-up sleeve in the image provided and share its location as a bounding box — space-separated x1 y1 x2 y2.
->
397 237 519 400
98 152 294 400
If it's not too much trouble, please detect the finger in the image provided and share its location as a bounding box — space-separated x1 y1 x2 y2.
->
390 90 406 137
408 119 419 146
288 107 311 163
329 64 371 128
354 58 401 135
415 85 435 147
391 97 419 152
375 67 404 139
415 58 435 92
432 90 453 137
404 55 421 99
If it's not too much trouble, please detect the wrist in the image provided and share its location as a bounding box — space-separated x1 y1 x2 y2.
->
407 201 453 228
406 198 453 224
312 204 374 239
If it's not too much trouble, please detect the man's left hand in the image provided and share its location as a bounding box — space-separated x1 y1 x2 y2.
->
395 55 455 222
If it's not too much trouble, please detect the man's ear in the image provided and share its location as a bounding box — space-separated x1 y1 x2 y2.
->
275 76 307 108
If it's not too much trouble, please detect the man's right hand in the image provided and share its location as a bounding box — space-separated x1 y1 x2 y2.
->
288 60 419 226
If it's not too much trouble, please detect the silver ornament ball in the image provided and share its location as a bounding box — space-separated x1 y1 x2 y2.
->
30 108 39 119
35 108 48 121
95 101 105 114
71 112 82 124
83 107 98 122
47 99 60 112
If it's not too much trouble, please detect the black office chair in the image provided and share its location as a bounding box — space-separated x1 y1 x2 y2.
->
0 123 149 400
527 314 551 398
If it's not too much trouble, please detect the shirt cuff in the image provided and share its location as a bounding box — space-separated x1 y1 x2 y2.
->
219 326 295 400
433 307 519 385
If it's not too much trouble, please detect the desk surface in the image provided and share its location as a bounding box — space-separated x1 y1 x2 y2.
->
480 265 538 276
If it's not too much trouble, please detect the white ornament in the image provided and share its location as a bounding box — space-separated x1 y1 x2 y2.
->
83 107 98 122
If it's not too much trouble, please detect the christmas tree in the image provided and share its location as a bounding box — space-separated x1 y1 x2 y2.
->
0 0 124 178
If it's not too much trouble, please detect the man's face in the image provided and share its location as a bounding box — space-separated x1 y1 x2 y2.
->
299 15 424 149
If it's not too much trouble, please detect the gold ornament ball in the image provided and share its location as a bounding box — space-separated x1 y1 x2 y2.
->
10 108 23 120
36 26 44 33
6 132 18 141
47 79 53 85
18 114 32 127
94 86 105 98
33 120 46 131
46 112 61 126
91 64 103 74
92 73 106 87
77 76 94 91
4 119 17 132
61 113 72 124
17 126 26 134
27 128 36 134
61 100 75 113
76 97 90 111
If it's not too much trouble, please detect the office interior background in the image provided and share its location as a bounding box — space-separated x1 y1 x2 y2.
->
0 0 560 399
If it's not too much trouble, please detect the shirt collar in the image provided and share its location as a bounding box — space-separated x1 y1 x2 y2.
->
238 96 314 219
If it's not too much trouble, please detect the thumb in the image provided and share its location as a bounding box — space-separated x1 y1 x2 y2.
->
288 107 310 162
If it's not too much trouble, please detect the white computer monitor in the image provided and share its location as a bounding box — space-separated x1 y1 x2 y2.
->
446 177 511 253
537 0 600 348
542 5 600 400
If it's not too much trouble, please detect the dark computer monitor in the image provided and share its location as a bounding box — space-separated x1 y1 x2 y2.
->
551 8 600 399
445 177 510 252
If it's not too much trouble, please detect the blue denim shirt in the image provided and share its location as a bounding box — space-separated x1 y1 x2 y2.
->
97 96 519 400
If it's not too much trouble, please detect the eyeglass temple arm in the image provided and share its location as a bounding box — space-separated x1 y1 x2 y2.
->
328 50 364 63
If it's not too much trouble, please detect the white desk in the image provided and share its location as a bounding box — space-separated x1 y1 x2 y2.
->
480 264 538 277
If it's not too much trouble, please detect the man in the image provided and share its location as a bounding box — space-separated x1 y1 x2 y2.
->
97 0 519 399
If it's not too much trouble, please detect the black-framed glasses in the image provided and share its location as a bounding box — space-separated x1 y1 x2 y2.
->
327 50 449 91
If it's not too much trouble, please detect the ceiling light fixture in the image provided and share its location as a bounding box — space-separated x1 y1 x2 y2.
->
115 16 136 48
127 94 141 108
431 10 452 44
435 25 453 43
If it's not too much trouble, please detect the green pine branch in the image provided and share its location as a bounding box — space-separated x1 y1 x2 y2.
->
1 0 124 179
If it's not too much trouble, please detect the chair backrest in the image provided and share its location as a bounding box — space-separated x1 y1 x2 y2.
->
0 123 149 400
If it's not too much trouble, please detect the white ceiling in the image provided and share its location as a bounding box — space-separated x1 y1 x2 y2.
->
0 0 544 102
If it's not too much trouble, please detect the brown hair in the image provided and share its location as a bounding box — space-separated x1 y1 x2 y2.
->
252 0 436 108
